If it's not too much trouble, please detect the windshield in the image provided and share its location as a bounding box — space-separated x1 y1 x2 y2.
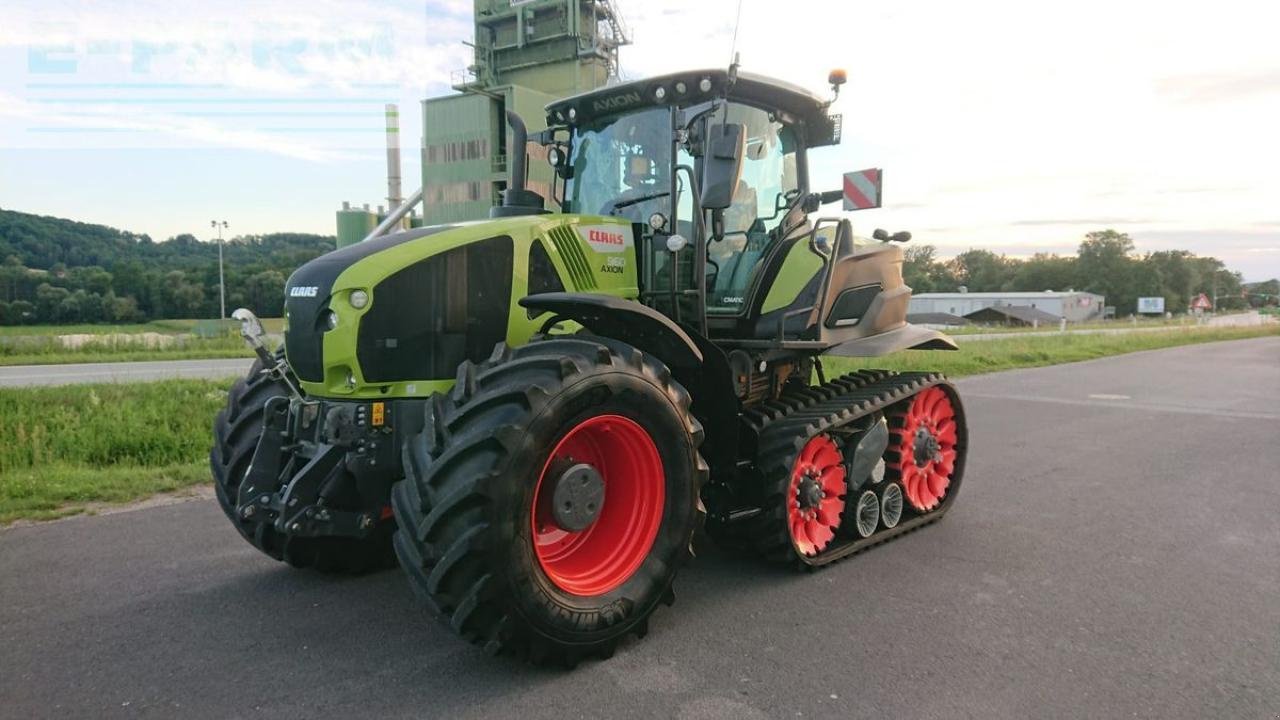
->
567 107 672 221
707 103 799 313
565 102 802 316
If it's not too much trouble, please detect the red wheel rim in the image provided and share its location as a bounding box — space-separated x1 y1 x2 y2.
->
891 387 958 512
531 415 665 596
787 435 847 556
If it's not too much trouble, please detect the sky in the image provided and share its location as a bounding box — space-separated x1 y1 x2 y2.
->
1 0 1278 280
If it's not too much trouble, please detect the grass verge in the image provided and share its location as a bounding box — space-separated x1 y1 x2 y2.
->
1 324 1275 525
0 318 284 337
823 324 1277 377
0 346 253 367
0 318 283 366
0 379 231 523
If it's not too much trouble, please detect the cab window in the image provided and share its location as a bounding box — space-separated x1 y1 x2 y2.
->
706 103 800 313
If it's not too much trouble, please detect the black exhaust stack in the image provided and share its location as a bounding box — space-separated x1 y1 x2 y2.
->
490 110 547 218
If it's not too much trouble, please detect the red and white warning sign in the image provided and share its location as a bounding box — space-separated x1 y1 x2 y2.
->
1190 293 1213 310
843 168 883 211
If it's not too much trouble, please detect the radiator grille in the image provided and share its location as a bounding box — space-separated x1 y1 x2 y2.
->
547 226 596 291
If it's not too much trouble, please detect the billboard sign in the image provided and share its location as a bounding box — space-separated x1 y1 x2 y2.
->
1137 297 1165 314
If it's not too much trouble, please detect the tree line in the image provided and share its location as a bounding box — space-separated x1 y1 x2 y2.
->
902 230 1272 315
0 209 334 325
0 210 1273 326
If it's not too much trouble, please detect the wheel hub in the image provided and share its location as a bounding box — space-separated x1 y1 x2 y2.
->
796 473 824 511
548 460 606 532
913 426 941 467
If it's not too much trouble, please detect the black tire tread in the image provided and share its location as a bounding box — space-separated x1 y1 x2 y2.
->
392 337 707 665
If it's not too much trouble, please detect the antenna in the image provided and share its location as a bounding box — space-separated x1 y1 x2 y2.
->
729 0 744 64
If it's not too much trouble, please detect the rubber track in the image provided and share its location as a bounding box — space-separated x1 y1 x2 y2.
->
740 369 967 568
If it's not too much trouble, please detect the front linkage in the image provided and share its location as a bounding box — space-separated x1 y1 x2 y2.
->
229 310 418 544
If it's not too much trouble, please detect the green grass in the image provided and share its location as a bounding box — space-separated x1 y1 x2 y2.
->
1 324 1275 524
945 314 1206 335
0 318 284 337
824 324 1278 377
0 317 286 366
0 379 231 523
0 334 253 366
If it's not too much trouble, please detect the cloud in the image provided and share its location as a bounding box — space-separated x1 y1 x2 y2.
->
1156 69 1280 104
2 1 472 157
1011 218 1156 227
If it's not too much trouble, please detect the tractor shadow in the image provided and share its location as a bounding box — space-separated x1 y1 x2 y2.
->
99 529 827 714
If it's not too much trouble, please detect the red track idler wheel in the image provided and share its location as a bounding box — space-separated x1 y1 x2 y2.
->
787 434 847 556
531 415 665 596
891 387 959 512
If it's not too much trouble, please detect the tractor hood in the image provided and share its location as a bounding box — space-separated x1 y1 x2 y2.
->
282 214 639 399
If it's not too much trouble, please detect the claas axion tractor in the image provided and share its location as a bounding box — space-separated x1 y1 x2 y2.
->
213 66 968 664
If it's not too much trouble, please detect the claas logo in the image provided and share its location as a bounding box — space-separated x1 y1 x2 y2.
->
588 229 624 246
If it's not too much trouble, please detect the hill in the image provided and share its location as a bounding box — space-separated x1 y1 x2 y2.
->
0 208 334 324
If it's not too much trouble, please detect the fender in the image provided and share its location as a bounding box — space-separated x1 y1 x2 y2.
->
519 293 740 480
823 322 959 358
519 293 704 369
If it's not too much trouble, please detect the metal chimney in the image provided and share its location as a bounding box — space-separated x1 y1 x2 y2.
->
385 103 403 211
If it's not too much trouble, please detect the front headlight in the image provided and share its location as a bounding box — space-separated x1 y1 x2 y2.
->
349 289 369 309
322 309 339 331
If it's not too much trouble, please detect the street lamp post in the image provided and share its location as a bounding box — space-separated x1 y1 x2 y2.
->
211 220 229 321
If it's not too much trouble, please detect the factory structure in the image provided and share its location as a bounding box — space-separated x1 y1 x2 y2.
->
908 290 1106 326
336 0 630 246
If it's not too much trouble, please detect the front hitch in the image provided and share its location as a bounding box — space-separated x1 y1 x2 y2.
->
231 307 302 400
234 397 379 539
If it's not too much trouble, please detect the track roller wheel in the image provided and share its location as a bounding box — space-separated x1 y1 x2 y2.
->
391 337 706 664
880 482 903 530
852 490 880 538
888 386 960 512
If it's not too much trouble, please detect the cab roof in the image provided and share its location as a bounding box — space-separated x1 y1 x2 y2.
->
545 68 835 133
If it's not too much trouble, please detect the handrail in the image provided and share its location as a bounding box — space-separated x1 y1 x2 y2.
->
362 186 424 243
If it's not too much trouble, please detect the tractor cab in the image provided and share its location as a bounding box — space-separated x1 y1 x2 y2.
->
538 68 927 353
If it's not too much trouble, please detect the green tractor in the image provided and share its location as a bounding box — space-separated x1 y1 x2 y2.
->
213 66 968 664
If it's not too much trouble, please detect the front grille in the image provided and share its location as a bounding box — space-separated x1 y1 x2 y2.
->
357 235 514 383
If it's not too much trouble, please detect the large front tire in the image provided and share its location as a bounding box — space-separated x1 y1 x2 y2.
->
391 338 707 665
210 355 395 573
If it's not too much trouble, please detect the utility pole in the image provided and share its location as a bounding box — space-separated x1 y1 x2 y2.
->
211 220 229 321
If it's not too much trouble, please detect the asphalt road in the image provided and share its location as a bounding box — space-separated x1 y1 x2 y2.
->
1 337 1277 719
0 357 253 388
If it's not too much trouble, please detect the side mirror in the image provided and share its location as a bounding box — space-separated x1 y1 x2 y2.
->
700 123 746 210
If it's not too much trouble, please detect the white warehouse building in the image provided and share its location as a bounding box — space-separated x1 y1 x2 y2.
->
909 291 1106 322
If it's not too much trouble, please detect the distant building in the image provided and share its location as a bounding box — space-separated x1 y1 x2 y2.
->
906 312 970 329
964 305 1062 327
908 291 1105 322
